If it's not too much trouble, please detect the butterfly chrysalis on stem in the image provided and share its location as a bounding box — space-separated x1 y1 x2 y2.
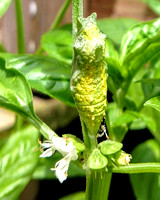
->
70 13 107 142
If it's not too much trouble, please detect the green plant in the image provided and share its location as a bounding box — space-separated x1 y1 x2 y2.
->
0 0 160 199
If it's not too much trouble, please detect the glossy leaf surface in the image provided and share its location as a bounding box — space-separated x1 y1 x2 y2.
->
0 56 55 139
41 30 73 64
120 18 160 61
2 53 74 106
144 96 160 112
0 0 12 18
0 57 36 120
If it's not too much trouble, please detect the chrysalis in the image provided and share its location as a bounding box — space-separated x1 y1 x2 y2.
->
70 13 107 136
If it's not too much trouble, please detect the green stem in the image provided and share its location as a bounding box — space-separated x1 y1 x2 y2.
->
50 0 72 31
14 0 25 131
14 115 24 131
36 0 71 55
111 163 160 173
81 120 97 155
29 116 58 140
14 0 25 54
86 169 112 200
72 0 83 43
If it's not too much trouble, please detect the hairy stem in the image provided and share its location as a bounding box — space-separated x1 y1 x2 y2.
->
111 163 160 173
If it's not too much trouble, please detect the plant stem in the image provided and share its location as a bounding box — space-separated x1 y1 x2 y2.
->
111 163 160 173
86 169 112 200
14 115 24 131
81 120 97 155
36 0 71 55
14 0 25 131
50 0 72 31
14 0 25 54
72 0 83 43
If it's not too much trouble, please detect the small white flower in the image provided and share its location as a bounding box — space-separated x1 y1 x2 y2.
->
39 136 67 157
39 136 78 183
39 140 55 157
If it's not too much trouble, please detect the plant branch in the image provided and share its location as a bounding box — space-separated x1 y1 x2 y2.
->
14 0 25 54
50 0 72 31
36 0 71 55
111 163 160 173
72 0 83 43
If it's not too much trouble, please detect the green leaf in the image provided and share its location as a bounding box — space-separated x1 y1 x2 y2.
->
0 125 39 200
41 30 73 64
0 56 56 139
99 140 123 155
2 53 74 106
144 96 160 112
33 153 85 179
141 106 160 143
139 113 156 132
136 78 160 87
106 103 128 142
0 57 36 120
120 18 160 61
126 36 160 81
97 18 139 47
0 0 12 18
105 39 119 59
130 139 160 200
59 192 85 200
140 0 160 15
87 149 108 169
105 57 124 90
112 111 138 127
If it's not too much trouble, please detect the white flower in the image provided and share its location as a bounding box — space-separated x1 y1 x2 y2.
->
39 136 67 157
39 136 78 183
51 142 78 183
39 140 55 157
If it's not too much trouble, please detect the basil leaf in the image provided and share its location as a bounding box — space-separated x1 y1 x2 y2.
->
1 53 74 106
0 125 39 200
97 18 139 47
0 56 55 139
0 0 12 18
120 18 160 61
130 139 160 200
41 30 73 64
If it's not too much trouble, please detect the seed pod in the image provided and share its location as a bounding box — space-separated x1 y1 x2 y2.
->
70 13 107 136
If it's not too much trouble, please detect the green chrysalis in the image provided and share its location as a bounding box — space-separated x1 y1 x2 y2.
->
70 13 107 136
